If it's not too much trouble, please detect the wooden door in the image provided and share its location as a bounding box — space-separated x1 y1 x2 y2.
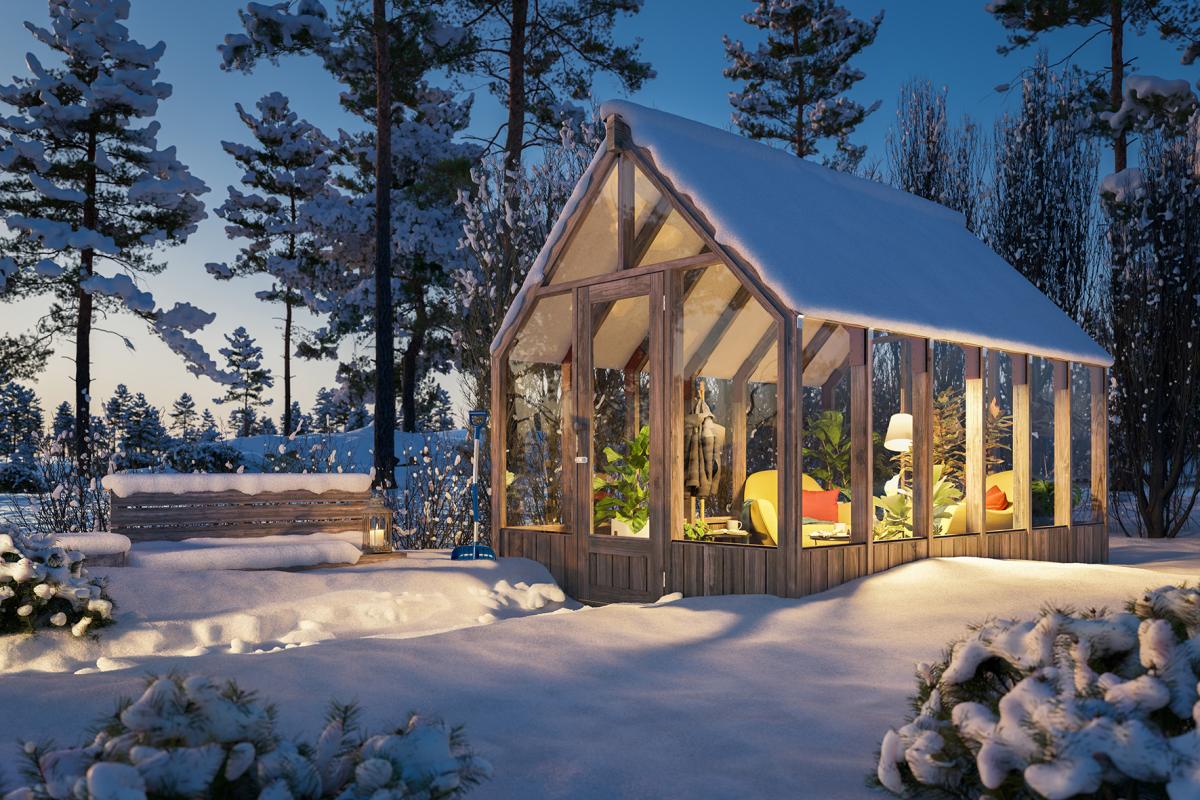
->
575 274 664 602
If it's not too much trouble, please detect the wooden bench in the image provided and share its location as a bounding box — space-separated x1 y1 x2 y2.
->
103 474 376 543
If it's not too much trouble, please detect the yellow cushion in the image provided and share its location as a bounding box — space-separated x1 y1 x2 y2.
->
746 497 778 544
942 471 1016 534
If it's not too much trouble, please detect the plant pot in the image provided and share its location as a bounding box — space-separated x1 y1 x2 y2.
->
611 518 650 538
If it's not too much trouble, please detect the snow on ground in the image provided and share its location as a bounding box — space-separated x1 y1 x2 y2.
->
0 552 572 675
5 551 1200 798
125 531 362 571
1109 531 1200 574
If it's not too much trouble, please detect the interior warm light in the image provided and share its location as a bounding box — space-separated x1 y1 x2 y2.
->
884 412 913 453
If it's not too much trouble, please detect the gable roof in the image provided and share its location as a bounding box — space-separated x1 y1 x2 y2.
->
496 100 1112 367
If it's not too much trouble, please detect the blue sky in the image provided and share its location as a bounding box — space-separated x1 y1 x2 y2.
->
0 0 1192 427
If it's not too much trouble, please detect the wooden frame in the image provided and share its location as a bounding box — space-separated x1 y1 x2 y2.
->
490 110 1111 604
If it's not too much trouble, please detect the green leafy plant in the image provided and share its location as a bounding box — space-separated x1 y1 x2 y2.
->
803 409 851 494
874 466 963 540
683 519 711 541
593 425 650 532
1031 479 1083 523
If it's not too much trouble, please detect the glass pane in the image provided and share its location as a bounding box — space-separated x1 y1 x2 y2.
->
633 165 705 267
505 293 572 527
591 293 652 537
932 342 968 535
802 319 853 546
1071 363 1100 523
679 263 779 546
1031 356 1056 526
873 332 917 541
985 351 1018 531
549 164 619 285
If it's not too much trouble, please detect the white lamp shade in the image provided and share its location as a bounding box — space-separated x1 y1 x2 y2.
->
884 413 914 452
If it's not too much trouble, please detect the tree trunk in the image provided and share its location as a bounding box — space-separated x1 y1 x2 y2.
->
373 0 396 488
75 128 99 474
1110 0 1127 172
400 297 427 434
283 298 293 435
792 27 805 158
503 0 528 182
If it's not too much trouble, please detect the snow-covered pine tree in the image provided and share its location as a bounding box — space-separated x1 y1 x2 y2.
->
0 0 227 472
51 401 74 448
987 55 1101 326
213 326 275 439
416 374 455 432
206 92 333 437
121 392 168 468
723 0 883 169
886 79 986 233
311 386 338 433
455 115 600 409
0 382 44 462
168 392 200 441
282 400 309 435
199 409 221 442
258 415 279 436
103 384 134 455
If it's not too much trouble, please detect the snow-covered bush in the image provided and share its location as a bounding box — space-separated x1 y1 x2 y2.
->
876 585 1200 798
394 441 476 550
163 440 245 474
13 452 109 535
0 529 112 637
11 673 491 799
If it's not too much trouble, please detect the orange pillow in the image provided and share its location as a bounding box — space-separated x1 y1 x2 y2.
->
802 489 840 522
986 485 1009 510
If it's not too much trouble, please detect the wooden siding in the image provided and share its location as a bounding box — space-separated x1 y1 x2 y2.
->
667 541 779 597
799 545 868 595
110 490 371 542
498 528 575 595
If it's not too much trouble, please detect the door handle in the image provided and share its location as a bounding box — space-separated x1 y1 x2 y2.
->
573 417 589 465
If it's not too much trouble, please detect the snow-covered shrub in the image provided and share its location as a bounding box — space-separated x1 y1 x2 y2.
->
0 529 112 637
876 586 1200 799
13 452 109 535
0 460 47 493
163 440 245 474
11 673 491 799
394 441 476 550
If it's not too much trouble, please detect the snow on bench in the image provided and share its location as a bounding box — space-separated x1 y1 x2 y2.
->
101 472 376 544
54 532 131 567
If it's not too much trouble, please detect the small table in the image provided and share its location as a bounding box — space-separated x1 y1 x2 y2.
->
707 527 751 543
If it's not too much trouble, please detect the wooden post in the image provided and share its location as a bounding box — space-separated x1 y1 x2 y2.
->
731 376 748 509
781 315 803 596
490 353 507 541
573 286 592 598
1054 359 1072 527
1011 354 1032 531
911 339 932 543
1091 366 1108 527
617 155 634 270
849 328 873 570
965 346 986 537
665 270 685 573
560 356 575 540
648 271 667 594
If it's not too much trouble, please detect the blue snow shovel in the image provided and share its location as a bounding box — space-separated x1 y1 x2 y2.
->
451 410 496 561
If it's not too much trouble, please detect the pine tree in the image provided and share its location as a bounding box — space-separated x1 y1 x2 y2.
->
258 416 279 436
122 392 168 468
723 0 883 168
0 382 44 462
206 92 332 437
986 56 1101 325
282 401 309 435
169 393 200 441
415 374 455 432
0 0 223 472
213 326 275 439
311 387 338 434
199 409 221 442
104 384 134 453
51 401 74 448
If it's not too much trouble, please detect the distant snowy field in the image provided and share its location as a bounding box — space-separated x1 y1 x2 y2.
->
5 547 1200 798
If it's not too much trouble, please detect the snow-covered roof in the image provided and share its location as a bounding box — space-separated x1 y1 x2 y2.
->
499 100 1111 366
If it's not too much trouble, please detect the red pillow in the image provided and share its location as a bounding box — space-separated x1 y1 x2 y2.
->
986 485 1009 511
802 489 840 522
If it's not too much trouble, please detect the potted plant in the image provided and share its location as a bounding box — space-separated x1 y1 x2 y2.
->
593 425 650 537
874 465 963 540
